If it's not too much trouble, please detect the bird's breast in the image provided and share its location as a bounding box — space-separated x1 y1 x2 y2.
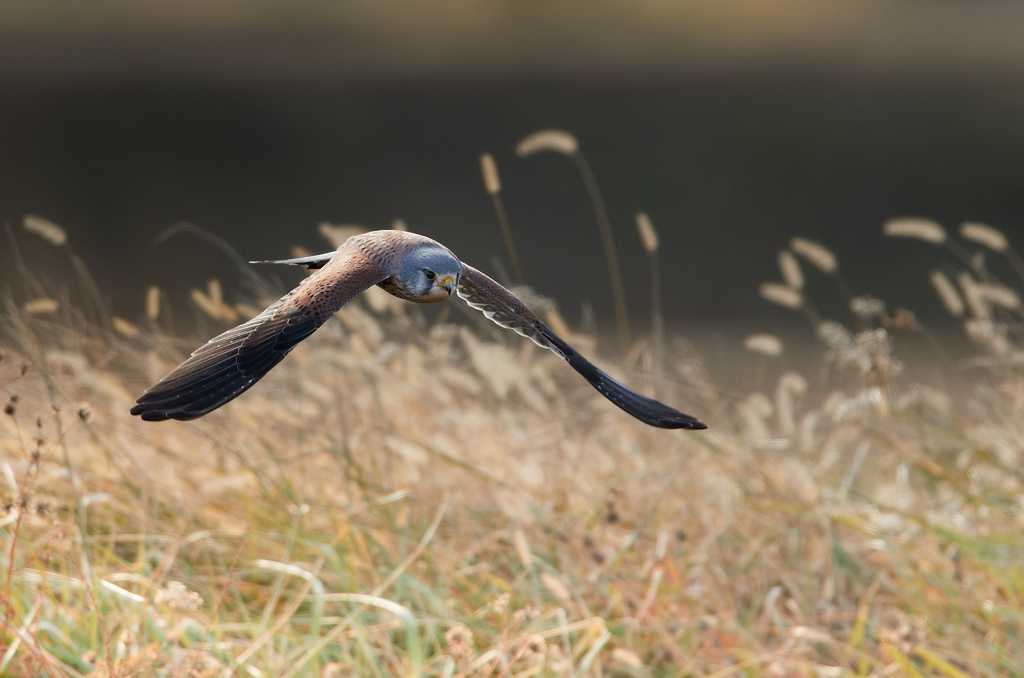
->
375 276 444 303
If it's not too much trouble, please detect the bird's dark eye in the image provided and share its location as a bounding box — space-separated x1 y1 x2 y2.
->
424 270 436 280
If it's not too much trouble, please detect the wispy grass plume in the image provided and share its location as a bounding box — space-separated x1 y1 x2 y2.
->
961 220 1024 285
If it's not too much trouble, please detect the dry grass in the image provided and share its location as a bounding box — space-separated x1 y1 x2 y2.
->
1 220 1023 678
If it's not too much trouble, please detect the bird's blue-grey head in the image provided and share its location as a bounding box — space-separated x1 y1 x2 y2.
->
396 244 461 302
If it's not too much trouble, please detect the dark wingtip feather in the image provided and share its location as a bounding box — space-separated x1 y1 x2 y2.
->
457 266 706 430
575 358 708 429
551 330 707 430
130 308 315 421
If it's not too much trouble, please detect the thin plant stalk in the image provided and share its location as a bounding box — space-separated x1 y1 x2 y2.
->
1001 248 1024 286
945 239 992 283
799 295 823 329
636 213 663 375
573 152 630 353
491 192 523 286
648 250 663 374
479 154 524 286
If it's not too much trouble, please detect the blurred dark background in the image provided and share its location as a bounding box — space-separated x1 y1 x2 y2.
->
3 0 1024 354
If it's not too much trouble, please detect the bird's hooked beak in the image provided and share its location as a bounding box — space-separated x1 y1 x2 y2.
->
439 276 455 296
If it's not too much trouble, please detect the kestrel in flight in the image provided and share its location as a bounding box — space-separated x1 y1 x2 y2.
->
131 230 706 429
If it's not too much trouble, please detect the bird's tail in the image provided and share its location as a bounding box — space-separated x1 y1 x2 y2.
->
250 252 335 270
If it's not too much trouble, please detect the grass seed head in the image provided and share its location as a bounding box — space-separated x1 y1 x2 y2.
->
778 371 808 395
957 272 989 320
776 371 808 437
817 321 859 365
960 221 1008 252
610 647 643 668
516 129 579 157
23 214 68 246
155 580 202 613
479 153 501 194
514 528 532 567
883 217 947 244
145 285 161 321
635 212 659 254
877 608 926 655
178 649 221 678
190 288 219 319
850 296 886 320
778 250 804 289
519 633 547 660
191 285 238 322
744 333 784 357
929 270 965 317
112 316 139 338
965 319 1011 356
23 298 60 315
322 662 354 678
855 328 902 380
739 392 773 443
891 307 920 330
206 279 223 306
444 623 474 661
319 222 366 248
759 283 802 309
976 283 1020 309
540 571 572 605
491 592 510 615
790 237 837 273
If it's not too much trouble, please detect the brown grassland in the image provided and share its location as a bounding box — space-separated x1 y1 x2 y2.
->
2 205 1024 677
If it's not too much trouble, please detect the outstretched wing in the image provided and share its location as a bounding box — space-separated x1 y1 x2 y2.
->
457 264 706 430
131 245 390 421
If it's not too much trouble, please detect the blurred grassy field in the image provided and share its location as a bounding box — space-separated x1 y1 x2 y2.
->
2 215 1023 677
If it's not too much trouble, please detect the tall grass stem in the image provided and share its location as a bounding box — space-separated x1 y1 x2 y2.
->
574 152 630 352
480 153 523 285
